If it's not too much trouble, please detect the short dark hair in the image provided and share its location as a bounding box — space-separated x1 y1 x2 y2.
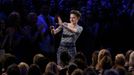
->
70 10 81 18
7 64 20 75
60 50 71 65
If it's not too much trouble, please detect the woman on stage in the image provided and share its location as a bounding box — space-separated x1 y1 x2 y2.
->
51 10 83 65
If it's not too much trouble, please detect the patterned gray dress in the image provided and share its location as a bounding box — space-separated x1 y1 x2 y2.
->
55 23 83 64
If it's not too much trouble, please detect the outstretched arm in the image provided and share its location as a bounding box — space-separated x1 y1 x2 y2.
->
57 16 77 33
51 25 62 35
62 23 77 33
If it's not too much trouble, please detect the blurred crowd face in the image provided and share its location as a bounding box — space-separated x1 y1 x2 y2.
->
70 14 79 25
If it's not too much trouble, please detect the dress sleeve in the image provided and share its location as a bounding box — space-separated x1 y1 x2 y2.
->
76 26 83 34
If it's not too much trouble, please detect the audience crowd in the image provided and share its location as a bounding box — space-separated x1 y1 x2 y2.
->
0 49 134 75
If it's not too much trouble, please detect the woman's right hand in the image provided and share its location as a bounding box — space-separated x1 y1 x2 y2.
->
57 16 63 26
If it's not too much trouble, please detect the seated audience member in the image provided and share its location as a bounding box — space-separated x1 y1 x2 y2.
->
71 68 83 75
18 62 29 75
83 67 97 75
113 53 125 68
90 51 99 69
125 50 133 70
129 51 134 75
6 64 20 75
2 53 17 73
44 62 59 75
59 50 71 69
73 52 87 70
33 53 49 74
60 63 77 75
96 49 112 75
104 69 119 75
27 64 41 75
